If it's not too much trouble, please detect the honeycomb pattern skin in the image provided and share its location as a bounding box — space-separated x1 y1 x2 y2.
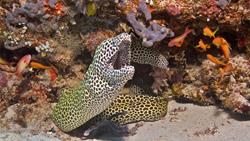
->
52 33 135 132
98 93 168 125
52 33 169 132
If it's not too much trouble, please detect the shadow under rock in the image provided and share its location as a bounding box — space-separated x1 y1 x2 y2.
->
67 120 128 141
214 107 250 121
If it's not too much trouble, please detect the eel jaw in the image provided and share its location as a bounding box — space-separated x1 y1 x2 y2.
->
106 33 132 70
101 33 134 85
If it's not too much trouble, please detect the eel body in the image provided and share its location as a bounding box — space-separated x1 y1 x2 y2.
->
52 33 135 132
52 33 169 132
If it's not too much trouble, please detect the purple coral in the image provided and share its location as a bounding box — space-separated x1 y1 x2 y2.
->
5 0 61 33
138 0 151 20
4 0 63 50
126 0 174 47
127 12 174 47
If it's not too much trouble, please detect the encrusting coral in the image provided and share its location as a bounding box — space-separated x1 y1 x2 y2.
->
2 0 64 51
5 0 64 33
171 55 250 115
213 55 250 115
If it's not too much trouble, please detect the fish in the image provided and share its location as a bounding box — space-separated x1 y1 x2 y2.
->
0 57 9 65
45 67 58 83
195 39 210 51
207 54 226 66
212 37 224 47
221 44 231 61
30 61 51 69
16 54 31 77
168 26 193 47
212 37 231 60
203 26 218 38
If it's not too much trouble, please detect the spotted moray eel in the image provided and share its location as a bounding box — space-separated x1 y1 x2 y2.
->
52 33 168 132
95 88 168 126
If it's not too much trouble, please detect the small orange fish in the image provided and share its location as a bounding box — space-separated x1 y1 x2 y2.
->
0 57 9 65
168 26 193 47
46 67 58 83
212 37 231 60
221 44 231 61
207 54 226 66
195 39 210 51
203 26 218 38
30 61 51 69
212 37 224 47
16 54 31 77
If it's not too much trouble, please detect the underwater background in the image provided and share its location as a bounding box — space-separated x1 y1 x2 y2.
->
0 0 249 140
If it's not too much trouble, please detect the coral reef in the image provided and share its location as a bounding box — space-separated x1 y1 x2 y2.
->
213 55 250 114
149 67 169 94
82 29 116 56
1 0 64 54
116 0 174 47
5 0 64 33
171 55 250 114
0 0 249 140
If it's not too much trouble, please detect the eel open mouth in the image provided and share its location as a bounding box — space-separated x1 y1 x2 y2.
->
107 38 131 70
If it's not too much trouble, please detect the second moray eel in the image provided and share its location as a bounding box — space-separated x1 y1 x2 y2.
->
96 88 168 126
52 33 169 132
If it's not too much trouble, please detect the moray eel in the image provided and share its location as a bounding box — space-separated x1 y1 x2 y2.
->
97 91 168 125
130 35 169 69
52 33 169 132
52 33 135 132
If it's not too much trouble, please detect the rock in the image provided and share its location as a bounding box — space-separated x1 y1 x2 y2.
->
0 132 61 141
